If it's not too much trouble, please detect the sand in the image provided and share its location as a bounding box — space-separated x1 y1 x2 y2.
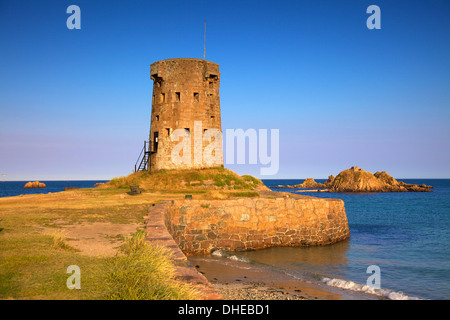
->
188 255 382 300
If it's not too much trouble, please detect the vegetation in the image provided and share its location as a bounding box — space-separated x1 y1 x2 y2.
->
0 186 201 299
0 167 266 299
49 230 77 252
107 167 265 192
102 231 200 300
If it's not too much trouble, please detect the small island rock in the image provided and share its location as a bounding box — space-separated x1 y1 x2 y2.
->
328 167 432 192
23 181 46 189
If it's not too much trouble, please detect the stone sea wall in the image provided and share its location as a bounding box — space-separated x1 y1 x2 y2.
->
145 201 223 299
163 197 350 255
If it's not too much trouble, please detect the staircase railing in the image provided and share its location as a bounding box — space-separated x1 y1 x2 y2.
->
134 141 149 172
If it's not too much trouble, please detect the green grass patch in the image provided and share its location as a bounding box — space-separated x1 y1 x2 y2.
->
100 231 200 300
104 168 266 192
230 191 260 198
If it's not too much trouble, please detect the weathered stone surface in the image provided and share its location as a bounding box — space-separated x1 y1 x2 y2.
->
23 181 46 189
149 58 223 171
164 198 350 254
145 201 223 299
329 167 433 192
274 178 325 189
275 167 433 193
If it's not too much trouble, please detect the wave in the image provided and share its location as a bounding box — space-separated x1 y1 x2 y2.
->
211 250 252 264
210 250 422 300
321 277 421 300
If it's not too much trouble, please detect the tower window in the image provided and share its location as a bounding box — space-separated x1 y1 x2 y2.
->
161 93 165 103
209 81 213 88
153 131 159 152
193 92 199 102
211 116 215 122
166 128 171 136
175 92 180 102
156 115 159 121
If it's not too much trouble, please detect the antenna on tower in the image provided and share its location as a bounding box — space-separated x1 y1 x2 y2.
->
203 20 206 60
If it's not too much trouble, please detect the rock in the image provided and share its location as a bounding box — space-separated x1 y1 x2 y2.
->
323 175 335 188
273 167 432 193
296 178 326 189
64 187 80 191
23 181 46 189
274 178 325 189
374 171 400 186
328 167 432 192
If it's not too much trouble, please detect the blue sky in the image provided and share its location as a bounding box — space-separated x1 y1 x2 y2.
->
0 0 449 180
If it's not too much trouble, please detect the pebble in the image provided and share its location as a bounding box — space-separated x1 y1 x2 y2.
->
213 283 308 300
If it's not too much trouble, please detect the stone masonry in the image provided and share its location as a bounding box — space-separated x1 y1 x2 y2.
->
149 58 223 171
163 197 350 255
145 201 223 299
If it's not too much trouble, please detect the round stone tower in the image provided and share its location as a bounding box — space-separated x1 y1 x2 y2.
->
148 58 223 171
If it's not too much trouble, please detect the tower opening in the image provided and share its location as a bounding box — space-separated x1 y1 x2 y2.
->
153 131 159 152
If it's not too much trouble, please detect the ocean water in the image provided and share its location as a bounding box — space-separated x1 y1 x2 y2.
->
224 178 449 300
0 180 108 198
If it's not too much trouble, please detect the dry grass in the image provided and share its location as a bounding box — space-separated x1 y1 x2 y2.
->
101 231 201 300
106 167 266 193
48 230 76 251
0 187 183 299
0 168 266 299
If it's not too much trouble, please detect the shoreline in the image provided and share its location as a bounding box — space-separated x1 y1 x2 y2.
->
188 255 382 300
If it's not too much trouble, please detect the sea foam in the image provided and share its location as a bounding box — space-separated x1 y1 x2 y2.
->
321 277 421 300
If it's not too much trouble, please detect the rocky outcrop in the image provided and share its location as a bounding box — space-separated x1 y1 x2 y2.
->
328 167 432 192
23 181 46 189
325 175 335 187
274 178 326 189
275 167 433 192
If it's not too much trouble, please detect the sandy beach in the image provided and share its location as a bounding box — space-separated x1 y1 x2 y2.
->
188 254 382 300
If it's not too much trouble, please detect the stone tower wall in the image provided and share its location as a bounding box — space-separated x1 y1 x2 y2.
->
149 58 223 171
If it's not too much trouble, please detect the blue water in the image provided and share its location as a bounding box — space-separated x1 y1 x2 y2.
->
230 179 450 300
0 180 108 198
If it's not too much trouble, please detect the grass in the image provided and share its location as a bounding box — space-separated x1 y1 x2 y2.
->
101 231 200 300
0 186 201 299
0 167 267 299
49 230 77 251
230 191 260 198
107 167 266 192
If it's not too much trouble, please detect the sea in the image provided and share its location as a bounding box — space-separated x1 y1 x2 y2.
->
228 178 449 300
1 179 449 300
0 180 108 198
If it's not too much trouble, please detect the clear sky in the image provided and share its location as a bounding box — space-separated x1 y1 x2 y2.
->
0 0 449 180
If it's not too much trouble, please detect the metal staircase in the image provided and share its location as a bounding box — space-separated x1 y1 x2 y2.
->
134 141 150 172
